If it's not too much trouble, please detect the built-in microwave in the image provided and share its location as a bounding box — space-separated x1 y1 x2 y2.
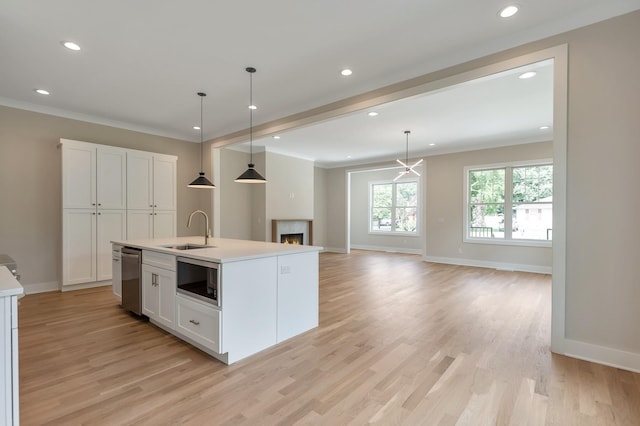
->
176 257 220 307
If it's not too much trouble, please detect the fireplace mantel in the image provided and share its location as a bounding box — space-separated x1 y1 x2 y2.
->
272 219 313 245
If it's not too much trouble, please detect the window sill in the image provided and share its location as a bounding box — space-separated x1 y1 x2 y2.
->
463 237 552 248
369 231 420 237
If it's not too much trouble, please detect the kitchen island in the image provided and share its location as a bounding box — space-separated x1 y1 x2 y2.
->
111 237 321 364
1 266 23 425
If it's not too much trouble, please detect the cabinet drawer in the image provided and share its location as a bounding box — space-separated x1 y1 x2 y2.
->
142 250 175 271
175 294 221 353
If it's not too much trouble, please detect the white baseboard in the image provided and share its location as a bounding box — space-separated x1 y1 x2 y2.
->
422 255 552 275
22 281 59 295
61 280 112 292
556 338 640 373
351 244 422 255
322 247 347 254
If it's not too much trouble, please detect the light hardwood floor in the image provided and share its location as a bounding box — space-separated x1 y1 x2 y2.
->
19 251 640 425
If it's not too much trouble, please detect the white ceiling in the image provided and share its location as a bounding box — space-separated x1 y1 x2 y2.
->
2 1 640 166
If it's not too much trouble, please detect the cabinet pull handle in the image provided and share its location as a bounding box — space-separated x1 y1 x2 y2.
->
113 259 120 262
152 273 158 286
189 319 200 326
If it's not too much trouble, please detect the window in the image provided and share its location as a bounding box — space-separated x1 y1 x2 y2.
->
370 180 418 233
466 161 552 244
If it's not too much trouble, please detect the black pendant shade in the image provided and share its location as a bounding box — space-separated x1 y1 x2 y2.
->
189 92 215 189
234 164 267 183
235 67 267 183
188 172 214 188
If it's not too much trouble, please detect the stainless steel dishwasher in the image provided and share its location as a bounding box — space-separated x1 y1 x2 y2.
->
121 247 142 315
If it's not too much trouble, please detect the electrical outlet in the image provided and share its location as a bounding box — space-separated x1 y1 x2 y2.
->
280 265 291 274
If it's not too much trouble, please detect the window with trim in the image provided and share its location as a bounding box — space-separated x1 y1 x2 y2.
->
466 162 552 244
370 180 418 234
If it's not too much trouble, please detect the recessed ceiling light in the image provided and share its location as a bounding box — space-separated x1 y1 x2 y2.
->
62 41 81 51
368 112 378 117
193 126 201 130
273 135 281 140
248 104 257 110
539 125 550 130
499 5 519 18
519 71 537 79
429 143 436 146
340 69 353 76
346 155 352 159
34 89 50 95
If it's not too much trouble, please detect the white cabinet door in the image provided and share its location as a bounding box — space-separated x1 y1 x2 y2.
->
141 265 159 319
126 210 154 240
127 151 153 210
153 210 176 238
97 147 127 210
112 246 122 298
153 155 177 210
62 142 96 209
63 209 97 286
96 210 126 281
141 264 175 329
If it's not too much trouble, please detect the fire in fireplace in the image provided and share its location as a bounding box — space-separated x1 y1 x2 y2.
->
281 233 303 245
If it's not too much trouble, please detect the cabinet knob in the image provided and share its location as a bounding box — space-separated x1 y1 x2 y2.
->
92 203 96 206
98 212 101 215
98 203 102 206
189 319 200 326
149 213 153 216
92 212 96 215
154 213 157 216
149 204 153 207
154 205 157 208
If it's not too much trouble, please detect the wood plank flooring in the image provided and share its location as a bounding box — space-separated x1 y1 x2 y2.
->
18 251 640 425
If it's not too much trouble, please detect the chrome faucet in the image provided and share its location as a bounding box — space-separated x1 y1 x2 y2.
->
187 210 211 245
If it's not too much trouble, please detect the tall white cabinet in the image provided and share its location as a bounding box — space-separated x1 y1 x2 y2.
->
126 150 177 240
61 139 177 289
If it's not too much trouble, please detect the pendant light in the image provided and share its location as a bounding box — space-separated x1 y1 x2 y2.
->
235 67 267 183
188 92 216 188
394 130 423 182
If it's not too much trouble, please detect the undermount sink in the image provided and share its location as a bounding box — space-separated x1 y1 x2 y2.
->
160 243 213 250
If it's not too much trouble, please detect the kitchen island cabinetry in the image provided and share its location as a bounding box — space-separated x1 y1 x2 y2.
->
141 252 175 329
1 267 24 426
113 237 321 364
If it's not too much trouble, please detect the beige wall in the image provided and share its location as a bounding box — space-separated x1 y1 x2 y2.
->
313 167 328 247
216 149 314 243
265 152 314 242
316 10 640 365
349 166 423 253
425 142 553 271
218 148 252 240
0 106 205 289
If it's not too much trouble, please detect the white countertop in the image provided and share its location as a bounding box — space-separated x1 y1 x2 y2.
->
111 236 323 263
0 266 24 297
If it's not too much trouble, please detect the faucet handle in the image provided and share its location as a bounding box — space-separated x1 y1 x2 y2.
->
207 228 212 238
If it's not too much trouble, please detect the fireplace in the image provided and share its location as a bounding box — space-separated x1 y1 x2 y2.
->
281 233 304 245
272 219 313 245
